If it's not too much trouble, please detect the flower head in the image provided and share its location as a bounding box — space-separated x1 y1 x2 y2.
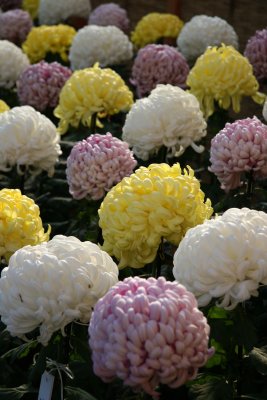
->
187 44 265 118
131 12 184 49
209 117 267 191
0 0 22 11
66 133 137 200
89 3 129 32
263 99 267 122
22 24 76 63
244 28 267 81
131 44 189 97
99 163 213 268
17 61 72 111
89 276 213 397
38 0 91 25
0 188 50 261
0 9 33 45
0 105 61 176
177 15 238 63
173 208 267 310
54 64 133 134
122 84 206 160
69 25 133 70
0 40 29 88
0 99 9 113
0 235 118 345
22 0 39 19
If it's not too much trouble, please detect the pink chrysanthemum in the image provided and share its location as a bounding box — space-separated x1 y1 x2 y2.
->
244 29 267 81
0 9 32 45
89 276 213 398
66 133 137 200
131 44 189 97
209 116 267 192
0 0 22 10
88 3 129 33
17 61 72 111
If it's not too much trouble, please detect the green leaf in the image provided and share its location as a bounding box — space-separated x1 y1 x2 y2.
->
189 379 233 400
249 346 267 375
65 386 97 400
0 385 36 399
1 340 38 363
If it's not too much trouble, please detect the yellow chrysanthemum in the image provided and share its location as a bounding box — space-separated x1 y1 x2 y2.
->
54 64 133 134
22 0 40 20
99 163 213 269
22 24 76 63
0 189 50 261
187 44 266 118
131 12 183 49
0 100 9 114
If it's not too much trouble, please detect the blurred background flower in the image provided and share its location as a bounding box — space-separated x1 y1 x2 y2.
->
244 28 267 82
0 9 33 45
22 0 39 19
0 99 9 113
0 40 29 88
88 2 129 32
38 0 91 25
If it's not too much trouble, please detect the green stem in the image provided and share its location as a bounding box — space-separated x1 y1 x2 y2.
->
90 112 97 134
151 238 164 278
246 171 254 196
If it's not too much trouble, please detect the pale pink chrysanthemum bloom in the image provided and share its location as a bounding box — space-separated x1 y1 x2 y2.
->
209 116 267 192
17 61 72 111
131 44 189 98
66 133 137 200
89 276 214 398
244 29 267 82
88 3 129 33
0 0 22 11
0 9 32 45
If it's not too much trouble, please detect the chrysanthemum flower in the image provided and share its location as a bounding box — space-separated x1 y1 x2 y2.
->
0 9 33 45
244 28 267 81
0 188 50 261
54 64 133 134
17 61 72 111
173 208 267 310
0 99 9 113
131 12 184 49
22 0 39 19
0 0 22 11
177 15 238 64
38 0 91 25
0 106 61 176
122 84 206 160
131 44 189 97
99 163 213 268
209 117 267 192
187 44 265 118
89 276 213 397
263 99 267 122
22 24 76 63
0 40 29 88
66 133 137 200
0 235 118 345
88 3 129 33
69 25 133 70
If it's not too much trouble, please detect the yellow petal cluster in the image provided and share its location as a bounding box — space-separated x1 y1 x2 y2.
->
99 163 213 269
131 12 184 49
0 189 50 261
0 100 9 114
22 0 40 19
22 24 76 63
54 64 133 134
187 44 266 118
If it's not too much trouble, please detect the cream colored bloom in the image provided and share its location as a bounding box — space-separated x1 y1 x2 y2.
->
263 99 267 122
122 84 207 160
0 235 118 345
69 25 133 70
0 40 29 88
38 0 91 25
0 106 61 176
173 208 267 310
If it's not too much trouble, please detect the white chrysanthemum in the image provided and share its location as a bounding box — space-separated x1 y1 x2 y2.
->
69 25 133 70
0 106 61 176
263 99 267 122
173 208 267 310
0 40 29 88
0 235 119 345
177 15 238 63
122 84 207 160
38 0 91 25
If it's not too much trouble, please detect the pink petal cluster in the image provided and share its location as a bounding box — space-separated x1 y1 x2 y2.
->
88 3 129 33
131 44 189 97
17 61 72 111
66 133 137 200
0 9 33 45
89 276 213 398
244 29 267 81
0 0 22 11
209 116 267 192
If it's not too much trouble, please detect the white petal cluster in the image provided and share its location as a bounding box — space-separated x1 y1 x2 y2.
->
122 84 207 160
177 15 238 63
173 208 267 310
69 25 133 70
0 40 29 88
0 106 61 176
38 0 91 25
263 99 267 122
0 235 119 345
